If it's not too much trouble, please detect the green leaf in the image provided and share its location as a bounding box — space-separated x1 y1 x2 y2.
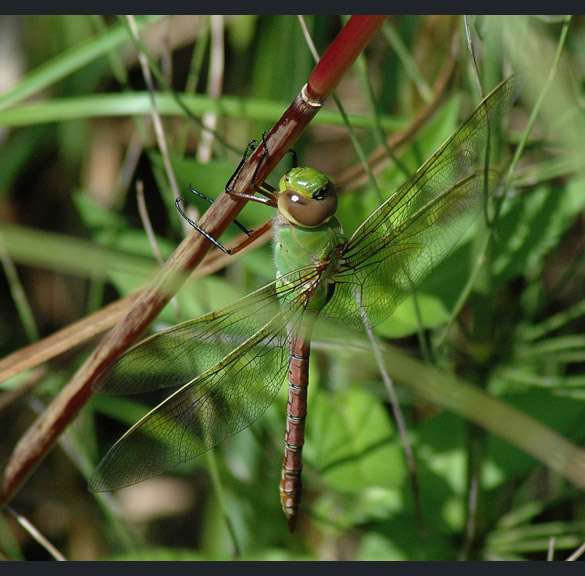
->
308 385 404 494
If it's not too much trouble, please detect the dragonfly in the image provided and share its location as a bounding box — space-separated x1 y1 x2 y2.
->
89 76 519 532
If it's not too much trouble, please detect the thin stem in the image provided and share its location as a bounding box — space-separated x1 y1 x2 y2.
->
503 15 572 192
358 293 425 534
332 92 384 204
547 536 556 561
521 298 585 343
354 50 412 180
136 181 165 268
197 15 224 164
176 17 210 156
297 15 319 61
0 232 39 343
205 450 241 557
382 19 433 103
458 430 482 560
136 181 182 322
566 540 585 561
7 505 66 561
433 226 491 349
125 15 181 203
464 16 485 99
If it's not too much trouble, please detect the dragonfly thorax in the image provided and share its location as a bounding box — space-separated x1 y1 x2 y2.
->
277 167 338 228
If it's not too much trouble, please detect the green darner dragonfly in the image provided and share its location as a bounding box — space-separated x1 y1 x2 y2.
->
89 76 519 532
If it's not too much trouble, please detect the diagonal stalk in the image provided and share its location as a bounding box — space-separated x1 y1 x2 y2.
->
0 15 388 509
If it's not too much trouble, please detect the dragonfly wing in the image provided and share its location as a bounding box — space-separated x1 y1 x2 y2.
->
90 270 322 492
90 314 289 491
95 277 300 396
321 76 519 330
326 170 499 330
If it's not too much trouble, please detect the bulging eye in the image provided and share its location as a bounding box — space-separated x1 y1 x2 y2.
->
277 181 338 228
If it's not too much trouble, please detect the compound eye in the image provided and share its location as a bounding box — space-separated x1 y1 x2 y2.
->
277 181 338 228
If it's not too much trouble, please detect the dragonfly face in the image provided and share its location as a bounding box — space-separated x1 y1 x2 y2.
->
89 76 520 534
277 167 338 228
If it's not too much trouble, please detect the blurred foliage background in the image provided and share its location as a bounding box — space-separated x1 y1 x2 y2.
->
1 15 585 560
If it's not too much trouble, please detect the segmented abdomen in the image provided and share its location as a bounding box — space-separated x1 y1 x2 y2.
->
279 321 313 533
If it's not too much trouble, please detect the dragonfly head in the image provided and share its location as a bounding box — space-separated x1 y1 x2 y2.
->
278 167 338 228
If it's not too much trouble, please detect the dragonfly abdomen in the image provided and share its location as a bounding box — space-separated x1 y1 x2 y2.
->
280 321 314 533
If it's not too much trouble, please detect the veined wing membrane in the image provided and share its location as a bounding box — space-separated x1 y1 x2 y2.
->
94 273 320 396
89 268 321 492
347 76 518 270
324 170 499 331
320 76 519 330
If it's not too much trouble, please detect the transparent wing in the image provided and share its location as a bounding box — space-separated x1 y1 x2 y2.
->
89 268 321 492
94 277 301 396
322 76 519 330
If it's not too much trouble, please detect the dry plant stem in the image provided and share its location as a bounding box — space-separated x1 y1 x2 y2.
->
0 295 137 385
197 14 224 164
126 15 181 201
7 505 66 561
0 15 388 508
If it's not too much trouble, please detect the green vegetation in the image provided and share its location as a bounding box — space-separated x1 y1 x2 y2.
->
1 15 584 561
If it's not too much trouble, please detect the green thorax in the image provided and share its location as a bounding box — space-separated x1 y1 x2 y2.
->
274 213 345 276
273 166 346 311
273 212 346 310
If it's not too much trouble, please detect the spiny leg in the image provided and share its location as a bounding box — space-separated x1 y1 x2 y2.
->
225 131 297 203
175 195 273 255
176 134 278 255
225 131 278 204
183 186 251 236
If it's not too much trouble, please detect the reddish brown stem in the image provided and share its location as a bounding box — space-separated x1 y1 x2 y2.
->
0 15 387 509
307 15 387 101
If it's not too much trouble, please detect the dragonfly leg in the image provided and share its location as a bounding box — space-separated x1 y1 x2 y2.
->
223 219 273 255
225 130 297 204
186 186 251 236
256 130 298 185
252 130 298 195
176 134 278 254
175 195 273 255
258 129 298 170
225 133 278 205
176 132 286 254
175 196 231 254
